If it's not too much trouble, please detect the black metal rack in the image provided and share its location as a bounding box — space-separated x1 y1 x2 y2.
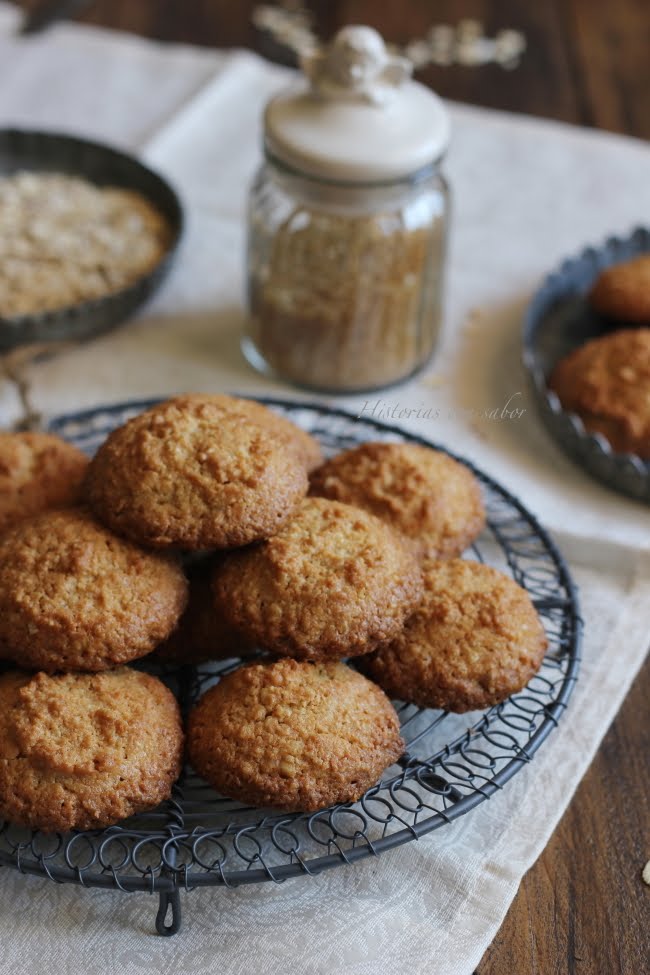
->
0 398 582 936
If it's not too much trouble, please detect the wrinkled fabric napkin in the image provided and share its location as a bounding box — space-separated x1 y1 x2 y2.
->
0 5 648 972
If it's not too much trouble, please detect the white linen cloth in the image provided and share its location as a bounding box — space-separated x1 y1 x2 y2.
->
0 4 648 972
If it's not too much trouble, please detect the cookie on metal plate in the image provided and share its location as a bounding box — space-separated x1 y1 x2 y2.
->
0 431 88 535
589 254 650 324
83 394 308 549
187 657 403 812
212 497 423 660
310 442 485 563
361 559 547 713
0 507 188 672
548 327 650 458
0 668 183 832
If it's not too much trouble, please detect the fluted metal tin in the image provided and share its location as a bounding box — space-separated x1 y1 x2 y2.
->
0 129 183 353
523 227 650 504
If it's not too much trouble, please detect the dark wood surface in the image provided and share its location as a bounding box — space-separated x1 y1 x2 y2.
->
14 2 650 972
18 0 650 140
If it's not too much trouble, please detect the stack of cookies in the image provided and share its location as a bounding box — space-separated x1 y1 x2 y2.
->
0 394 547 831
549 254 650 460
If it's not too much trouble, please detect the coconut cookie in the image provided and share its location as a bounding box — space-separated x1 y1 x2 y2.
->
361 559 547 713
0 431 88 535
0 507 188 672
0 668 183 832
187 658 403 812
83 394 308 549
212 497 423 660
310 442 485 564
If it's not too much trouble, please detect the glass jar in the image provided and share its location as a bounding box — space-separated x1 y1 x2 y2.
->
244 156 449 392
243 25 451 393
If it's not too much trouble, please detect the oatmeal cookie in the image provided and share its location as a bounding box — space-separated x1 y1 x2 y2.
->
187 658 403 812
361 559 547 713
548 328 650 458
0 507 188 672
83 395 308 549
0 431 88 534
310 442 485 563
0 668 183 832
589 254 650 324
212 497 423 660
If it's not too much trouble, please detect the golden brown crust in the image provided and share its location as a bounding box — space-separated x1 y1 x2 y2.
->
0 507 188 672
212 497 423 661
83 395 309 549
187 658 403 812
589 255 650 324
0 668 183 832
205 395 323 473
310 442 485 563
0 432 88 534
155 558 256 665
361 560 547 713
548 328 650 459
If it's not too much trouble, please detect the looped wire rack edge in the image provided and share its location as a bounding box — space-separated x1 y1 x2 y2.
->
0 397 582 936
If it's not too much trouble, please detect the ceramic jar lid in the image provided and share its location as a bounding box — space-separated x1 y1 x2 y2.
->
264 25 451 183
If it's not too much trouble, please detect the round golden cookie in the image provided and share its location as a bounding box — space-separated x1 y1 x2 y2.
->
212 497 423 660
309 442 485 563
0 668 183 832
0 507 188 672
206 395 323 472
187 657 403 812
589 254 650 323
548 328 650 458
361 559 547 713
0 431 88 535
83 394 308 549
155 559 256 665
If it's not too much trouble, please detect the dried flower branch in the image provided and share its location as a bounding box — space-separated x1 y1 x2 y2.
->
252 5 526 69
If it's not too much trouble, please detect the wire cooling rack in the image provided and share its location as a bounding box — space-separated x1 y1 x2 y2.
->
0 398 582 936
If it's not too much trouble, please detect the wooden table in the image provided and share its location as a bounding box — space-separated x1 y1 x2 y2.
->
16 2 650 971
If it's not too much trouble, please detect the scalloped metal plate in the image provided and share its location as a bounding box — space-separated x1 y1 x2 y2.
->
522 226 650 504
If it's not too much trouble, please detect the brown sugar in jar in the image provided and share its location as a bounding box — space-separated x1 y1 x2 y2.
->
243 26 450 393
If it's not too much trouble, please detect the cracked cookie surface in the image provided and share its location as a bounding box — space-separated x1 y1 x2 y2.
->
212 497 423 660
188 657 403 811
84 394 308 549
0 507 187 672
310 442 485 564
0 668 183 831
361 559 547 712
0 431 88 535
